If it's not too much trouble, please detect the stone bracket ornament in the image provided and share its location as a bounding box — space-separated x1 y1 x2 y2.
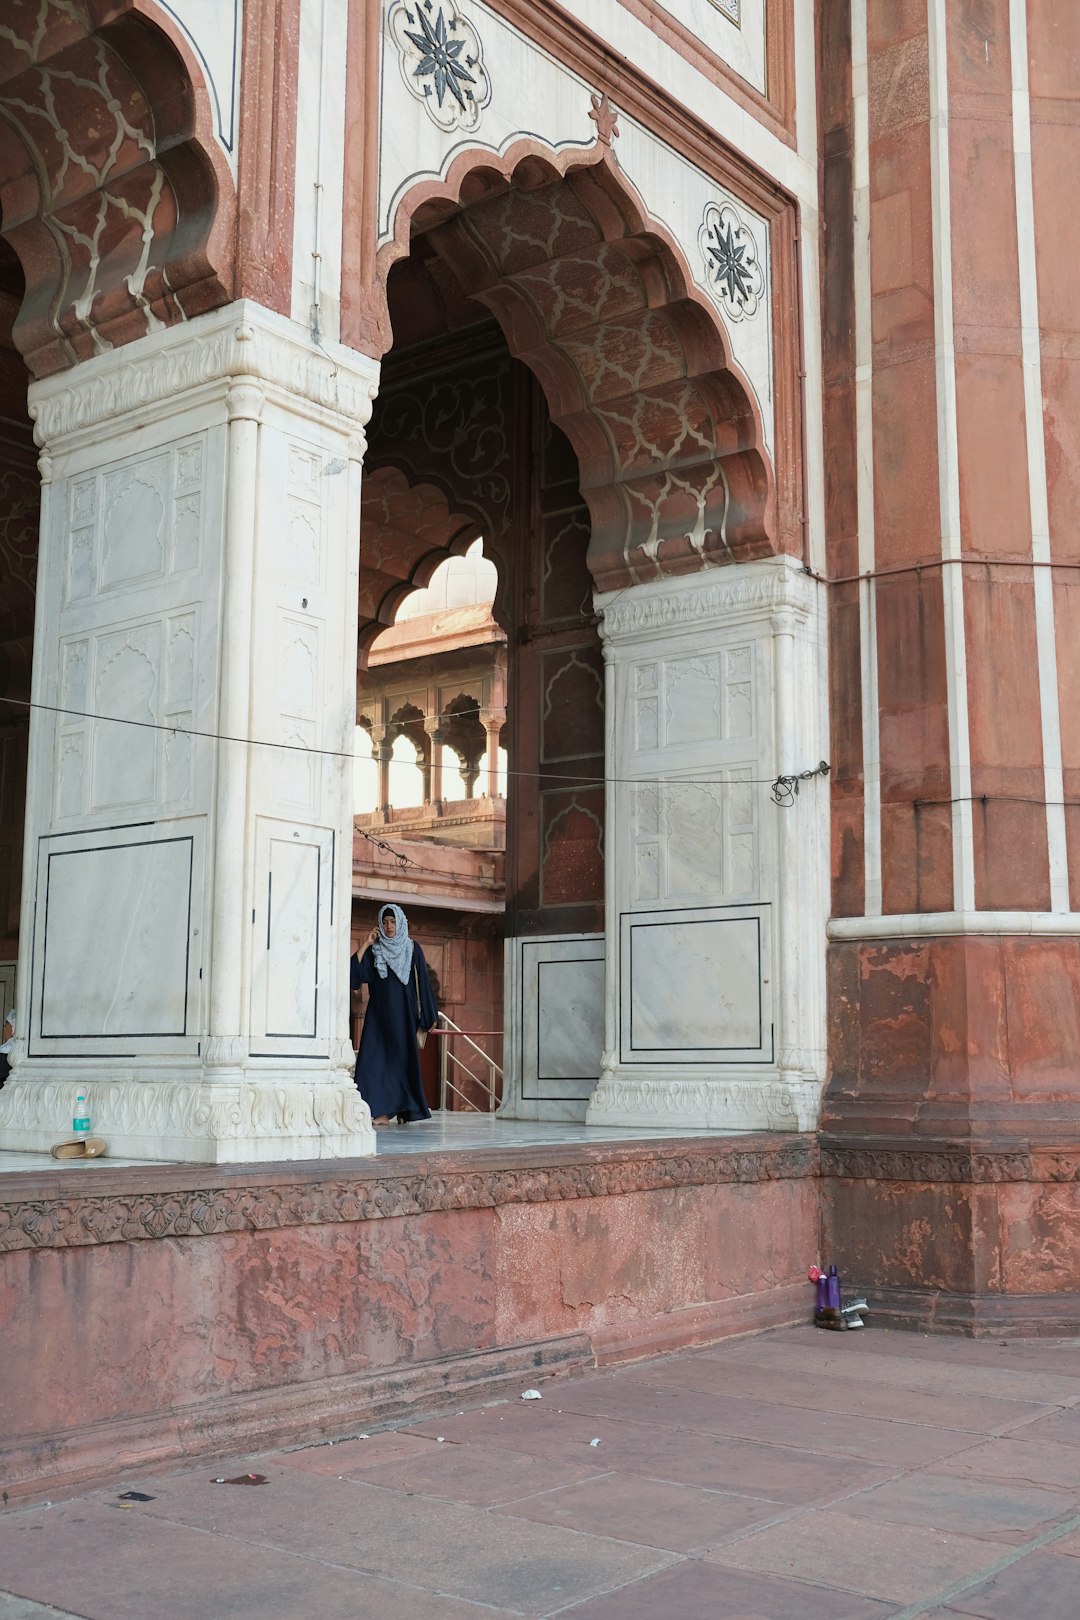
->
388 1 492 133
588 92 620 147
699 199 764 322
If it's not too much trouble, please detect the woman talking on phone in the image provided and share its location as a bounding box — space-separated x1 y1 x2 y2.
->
351 903 438 1125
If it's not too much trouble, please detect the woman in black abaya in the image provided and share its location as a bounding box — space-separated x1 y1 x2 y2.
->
352 903 438 1124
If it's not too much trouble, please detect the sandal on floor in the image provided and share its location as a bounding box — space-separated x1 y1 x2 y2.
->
51 1136 107 1159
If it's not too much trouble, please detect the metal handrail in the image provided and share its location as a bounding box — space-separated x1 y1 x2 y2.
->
436 1011 503 1113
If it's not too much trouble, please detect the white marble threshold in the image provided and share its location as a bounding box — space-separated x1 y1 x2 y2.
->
0 1111 755 1174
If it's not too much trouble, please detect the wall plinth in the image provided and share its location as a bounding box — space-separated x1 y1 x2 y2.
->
821 927 1080 1333
0 1131 817 1501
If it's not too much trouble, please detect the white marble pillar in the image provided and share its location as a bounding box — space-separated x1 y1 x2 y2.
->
0 302 380 1161
585 559 828 1134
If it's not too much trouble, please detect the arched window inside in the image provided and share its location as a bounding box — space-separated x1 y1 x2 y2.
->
389 734 424 808
441 745 471 802
440 694 484 800
396 537 497 619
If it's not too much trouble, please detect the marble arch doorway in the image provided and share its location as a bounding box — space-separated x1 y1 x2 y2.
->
357 147 828 1131
359 265 606 1118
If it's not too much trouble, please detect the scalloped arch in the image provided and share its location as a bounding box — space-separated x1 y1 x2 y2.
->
357 464 488 670
373 140 777 591
0 0 236 378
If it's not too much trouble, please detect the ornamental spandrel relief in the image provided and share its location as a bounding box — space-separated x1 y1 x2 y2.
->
388 1 492 134
698 199 764 323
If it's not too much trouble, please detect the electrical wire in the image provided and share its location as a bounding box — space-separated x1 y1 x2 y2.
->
0 694 828 798
808 553 1080 588
911 794 1080 811
352 825 504 885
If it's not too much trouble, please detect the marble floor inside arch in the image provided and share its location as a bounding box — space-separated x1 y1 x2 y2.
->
0 1111 740 1175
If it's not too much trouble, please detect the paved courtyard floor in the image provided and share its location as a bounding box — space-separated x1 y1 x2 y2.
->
2 1324 1080 1618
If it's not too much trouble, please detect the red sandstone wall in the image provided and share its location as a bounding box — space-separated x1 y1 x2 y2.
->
0 1179 814 1449
822 4 1080 924
0 1142 817 1497
819 5 1080 1324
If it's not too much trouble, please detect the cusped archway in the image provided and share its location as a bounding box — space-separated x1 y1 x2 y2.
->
357 466 485 669
0 0 235 377
374 144 783 591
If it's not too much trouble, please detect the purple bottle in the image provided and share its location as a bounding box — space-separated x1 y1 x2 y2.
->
825 1264 842 1312
814 1273 829 1314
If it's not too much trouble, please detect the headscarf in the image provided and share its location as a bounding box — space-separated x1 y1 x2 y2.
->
0 1008 14 1056
371 903 414 985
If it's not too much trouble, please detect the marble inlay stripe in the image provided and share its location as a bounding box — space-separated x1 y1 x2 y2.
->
1009 0 1069 912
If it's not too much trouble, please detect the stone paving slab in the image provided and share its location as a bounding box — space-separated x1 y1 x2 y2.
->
0 1596 84 1620
617 1356 1050 1434
795 1329 1080 1377
88 1460 674 1615
709 1332 1080 1406
335 1437 606 1507
552 1377 988 1467
929 1435 1080 1490
995 1406 1080 1449
2 1325 1080 1618
0 1501 514 1620
705 1508 1016 1604
492 1469 787 1551
538 1560 900 1618
838 1472 1078 1544
274 1430 432 1474
938 1547 1080 1617
406 1400 900 1503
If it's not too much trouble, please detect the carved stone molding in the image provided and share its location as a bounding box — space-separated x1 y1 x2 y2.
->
0 1135 816 1254
0 1076 375 1163
587 1074 821 1132
28 303 381 449
819 1143 1080 1185
597 563 818 642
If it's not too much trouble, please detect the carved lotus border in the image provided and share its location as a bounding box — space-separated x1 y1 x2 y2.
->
6 1138 1078 1255
596 564 818 642
29 303 381 449
0 1139 816 1254
820 1145 1080 1185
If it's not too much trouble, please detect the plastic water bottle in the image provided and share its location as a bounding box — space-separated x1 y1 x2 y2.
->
72 1092 91 1136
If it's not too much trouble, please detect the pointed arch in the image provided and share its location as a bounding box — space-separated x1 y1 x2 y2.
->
357 464 487 668
368 141 784 591
0 0 235 377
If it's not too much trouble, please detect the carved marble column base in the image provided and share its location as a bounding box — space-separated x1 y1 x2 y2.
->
0 1073 376 1163
585 1071 821 1133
